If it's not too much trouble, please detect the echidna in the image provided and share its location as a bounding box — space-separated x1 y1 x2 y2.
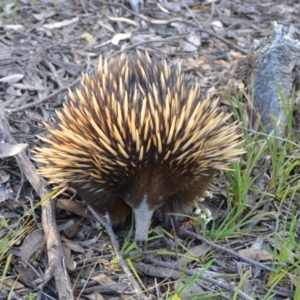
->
33 52 244 244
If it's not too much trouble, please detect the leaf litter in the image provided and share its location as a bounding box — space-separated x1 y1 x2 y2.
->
0 0 300 299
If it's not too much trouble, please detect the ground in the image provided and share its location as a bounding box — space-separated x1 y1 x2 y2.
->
1 0 300 299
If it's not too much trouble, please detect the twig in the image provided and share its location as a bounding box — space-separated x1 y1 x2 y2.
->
87 206 148 300
240 126 300 148
181 228 277 273
249 22 300 135
146 257 255 300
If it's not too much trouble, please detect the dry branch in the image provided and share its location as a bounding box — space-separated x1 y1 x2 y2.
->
239 22 300 136
0 111 74 300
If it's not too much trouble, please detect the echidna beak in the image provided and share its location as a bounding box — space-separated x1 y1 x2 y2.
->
134 195 154 247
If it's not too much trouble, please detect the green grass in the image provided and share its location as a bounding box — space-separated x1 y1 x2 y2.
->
160 86 300 299
209 88 300 298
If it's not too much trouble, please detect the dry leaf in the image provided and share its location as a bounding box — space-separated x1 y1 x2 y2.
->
0 170 10 183
0 74 24 83
62 245 76 270
111 33 132 46
3 25 25 31
181 33 201 52
238 249 273 261
91 274 117 285
43 17 79 29
287 273 298 287
20 229 44 262
107 15 139 27
13 83 45 91
32 11 56 21
0 143 28 158
61 237 85 254
15 264 38 287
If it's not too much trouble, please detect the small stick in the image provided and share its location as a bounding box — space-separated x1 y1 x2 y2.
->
240 126 300 148
87 206 148 300
181 228 277 273
147 257 255 300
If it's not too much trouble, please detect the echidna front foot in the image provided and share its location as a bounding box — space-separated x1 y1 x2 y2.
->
152 211 181 234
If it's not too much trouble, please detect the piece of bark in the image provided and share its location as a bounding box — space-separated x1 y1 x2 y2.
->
254 22 300 135
0 111 74 300
236 22 300 136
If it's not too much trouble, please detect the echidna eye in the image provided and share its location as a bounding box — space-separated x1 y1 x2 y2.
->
123 193 133 205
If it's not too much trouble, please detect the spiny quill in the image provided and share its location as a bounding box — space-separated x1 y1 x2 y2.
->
33 52 245 245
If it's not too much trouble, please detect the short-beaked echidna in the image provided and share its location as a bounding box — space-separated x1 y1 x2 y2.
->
33 52 244 244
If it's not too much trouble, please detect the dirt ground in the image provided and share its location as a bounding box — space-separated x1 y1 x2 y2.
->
1 0 300 299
